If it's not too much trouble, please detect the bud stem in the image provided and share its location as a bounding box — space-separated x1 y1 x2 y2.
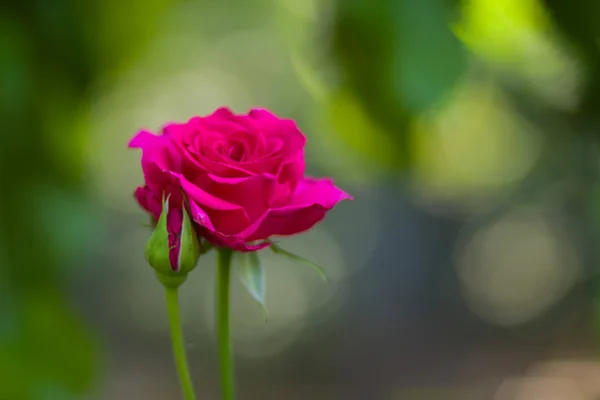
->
165 286 196 400
217 248 235 400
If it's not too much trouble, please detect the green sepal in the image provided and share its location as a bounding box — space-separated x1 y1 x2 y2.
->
177 204 201 275
144 195 171 275
270 243 329 283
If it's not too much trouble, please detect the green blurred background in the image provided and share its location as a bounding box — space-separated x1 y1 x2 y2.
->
2 0 600 398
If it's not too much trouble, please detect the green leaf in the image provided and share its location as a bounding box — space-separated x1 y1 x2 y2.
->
270 244 329 283
391 0 466 113
332 0 467 168
236 252 267 319
542 0 600 114
542 0 600 63
290 51 328 103
0 289 99 399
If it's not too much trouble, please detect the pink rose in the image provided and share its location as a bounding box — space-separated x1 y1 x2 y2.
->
130 107 352 254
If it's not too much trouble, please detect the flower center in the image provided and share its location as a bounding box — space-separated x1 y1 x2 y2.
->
227 141 245 162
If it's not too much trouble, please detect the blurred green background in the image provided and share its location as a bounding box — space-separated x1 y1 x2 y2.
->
2 0 600 398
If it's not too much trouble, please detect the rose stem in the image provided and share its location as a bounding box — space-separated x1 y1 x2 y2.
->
165 285 197 400
217 248 235 400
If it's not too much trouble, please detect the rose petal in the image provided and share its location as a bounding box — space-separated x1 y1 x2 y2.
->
134 186 161 220
179 174 250 235
240 177 352 241
183 175 349 246
204 107 239 124
196 172 277 221
247 109 306 160
288 177 353 207
164 118 254 177
187 200 270 252
271 151 305 206
198 108 252 135
200 226 270 252
181 137 254 178
247 108 280 121
129 130 182 172
128 129 162 149
167 207 183 270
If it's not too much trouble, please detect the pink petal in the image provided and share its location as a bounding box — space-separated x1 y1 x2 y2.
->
190 146 255 177
240 177 352 241
167 207 183 271
179 175 250 235
129 130 184 185
206 107 238 122
246 109 306 161
247 108 279 120
134 186 161 220
187 200 269 252
271 151 305 206
195 172 277 221
289 177 353 208
128 129 160 149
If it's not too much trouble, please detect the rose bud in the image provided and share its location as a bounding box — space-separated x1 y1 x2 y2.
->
145 195 201 288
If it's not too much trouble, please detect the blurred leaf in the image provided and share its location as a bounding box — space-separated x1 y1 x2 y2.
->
0 1 110 397
456 0 550 62
91 0 176 72
236 251 267 319
542 0 600 62
290 51 328 103
589 183 600 237
390 0 466 113
0 17 32 119
0 290 98 399
542 0 600 113
332 0 408 149
290 51 398 175
327 89 398 171
27 184 104 272
23 291 98 394
270 243 329 283
332 0 467 167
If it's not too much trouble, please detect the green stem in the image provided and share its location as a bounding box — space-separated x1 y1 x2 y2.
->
217 248 235 400
165 286 196 400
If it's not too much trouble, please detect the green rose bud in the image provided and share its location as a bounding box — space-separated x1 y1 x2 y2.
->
145 195 201 288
